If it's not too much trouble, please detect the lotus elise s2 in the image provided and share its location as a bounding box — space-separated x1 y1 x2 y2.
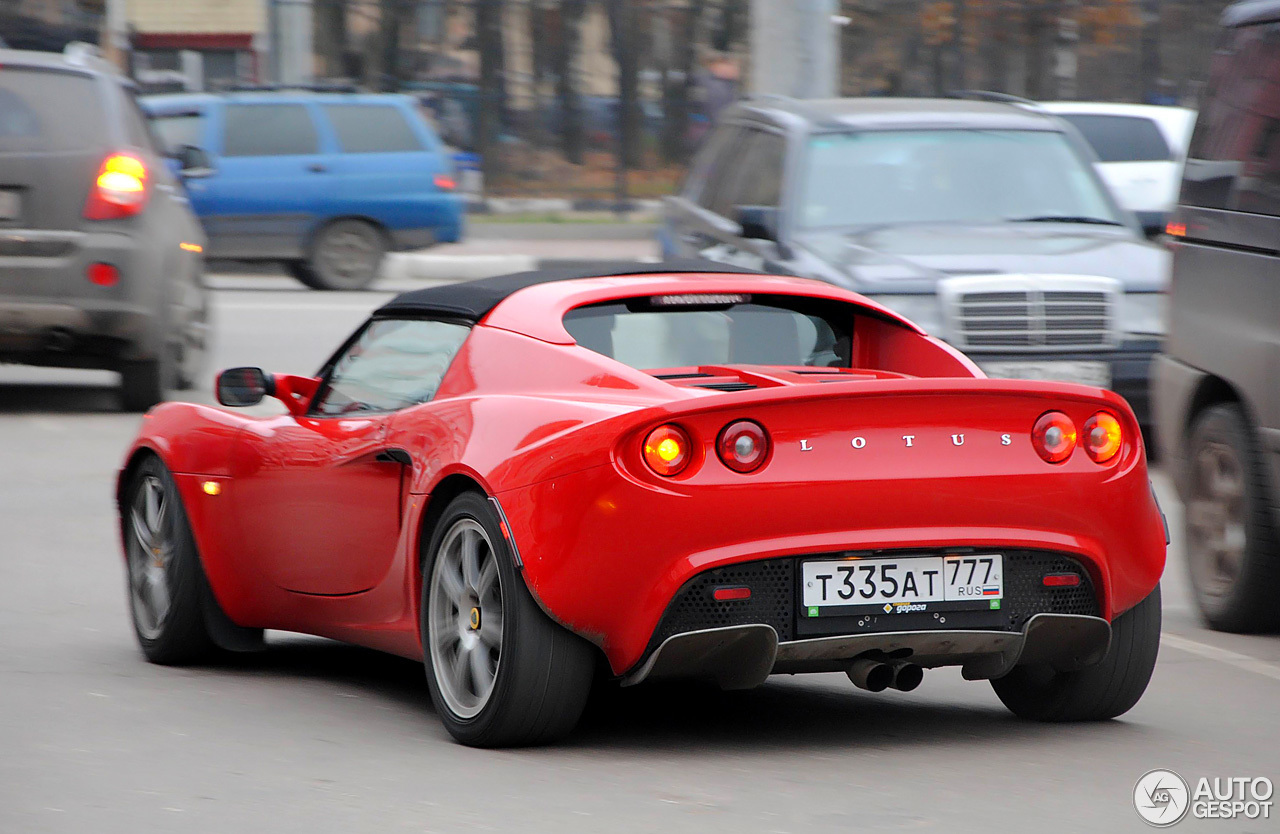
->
116 262 1167 746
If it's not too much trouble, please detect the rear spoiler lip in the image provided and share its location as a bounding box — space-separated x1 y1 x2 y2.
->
631 375 1136 423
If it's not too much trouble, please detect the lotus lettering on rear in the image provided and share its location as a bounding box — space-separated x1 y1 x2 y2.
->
796 433 1014 451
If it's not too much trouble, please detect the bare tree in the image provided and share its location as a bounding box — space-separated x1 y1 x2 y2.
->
314 0 349 79
663 0 704 162
553 0 587 164
607 0 642 170
476 0 506 176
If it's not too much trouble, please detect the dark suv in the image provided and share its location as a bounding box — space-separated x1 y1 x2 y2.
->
0 46 208 410
661 97 1169 428
1153 0 1280 632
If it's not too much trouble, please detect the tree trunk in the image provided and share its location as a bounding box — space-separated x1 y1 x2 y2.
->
1024 0 1055 99
1138 0 1161 103
476 0 506 179
662 0 702 163
554 0 586 164
377 0 403 92
607 0 642 170
984 1 1009 92
314 0 348 79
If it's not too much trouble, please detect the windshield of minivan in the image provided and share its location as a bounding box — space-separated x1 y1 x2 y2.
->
800 129 1121 229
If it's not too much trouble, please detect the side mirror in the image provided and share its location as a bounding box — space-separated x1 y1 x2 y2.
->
735 205 779 242
216 367 272 407
174 144 214 178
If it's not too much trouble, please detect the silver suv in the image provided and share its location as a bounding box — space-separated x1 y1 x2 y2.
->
662 96 1168 430
0 45 208 410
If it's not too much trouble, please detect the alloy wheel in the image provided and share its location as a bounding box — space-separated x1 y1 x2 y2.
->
428 518 504 719
1186 439 1248 603
127 475 173 640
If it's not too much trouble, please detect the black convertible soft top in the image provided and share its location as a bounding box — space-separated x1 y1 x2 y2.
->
375 259 764 321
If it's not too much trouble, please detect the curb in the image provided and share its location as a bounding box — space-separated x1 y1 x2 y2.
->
383 252 538 282
466 197 664 216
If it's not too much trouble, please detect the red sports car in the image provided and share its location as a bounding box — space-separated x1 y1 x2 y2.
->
116 263 1167 747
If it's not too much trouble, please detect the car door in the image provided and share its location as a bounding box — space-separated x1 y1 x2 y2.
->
665 126 788 269
318 101 457 236
228 316 471 596
191 101 330 259
662 123 745 257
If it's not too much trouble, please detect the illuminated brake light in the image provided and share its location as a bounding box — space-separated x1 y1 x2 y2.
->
1032 411 1077 464
84 152 149 220
1165 221 1186 237
713 586 752 602
434 174 456 190
643 424 692 477
1082 411 1123 463
1043 573 1082 588
717 420 770 473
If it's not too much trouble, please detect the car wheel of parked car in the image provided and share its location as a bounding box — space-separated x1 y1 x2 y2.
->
421 492 594 747
306 219 386 291
1184 404 1280 632
123 456 216 665
119 352 175 412
991 585 1160 722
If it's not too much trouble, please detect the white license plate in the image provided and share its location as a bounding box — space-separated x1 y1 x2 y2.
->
979 360 1110 388
801 554 1004 613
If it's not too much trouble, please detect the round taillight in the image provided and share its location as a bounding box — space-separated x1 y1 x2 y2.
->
1032 411 1077 463
717 420 770 473
1083 411 1123 463
643 424 691 477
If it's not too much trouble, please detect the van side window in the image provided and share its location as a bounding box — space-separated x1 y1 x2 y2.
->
1183 22 1280 216
324 104 425 153
223 104 319 157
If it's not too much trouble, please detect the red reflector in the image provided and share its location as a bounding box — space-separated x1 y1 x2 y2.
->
712 586 751 602
1043 573 1082 588
87 262 119 286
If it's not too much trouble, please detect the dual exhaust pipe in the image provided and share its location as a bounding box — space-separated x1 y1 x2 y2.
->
846 658 924 693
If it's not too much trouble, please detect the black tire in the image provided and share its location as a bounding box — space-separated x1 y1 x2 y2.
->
1184 404 1280 632
119 355 173 412
121 456 216 665
420 492 594 747
303 219 386 290
992 586 1161 722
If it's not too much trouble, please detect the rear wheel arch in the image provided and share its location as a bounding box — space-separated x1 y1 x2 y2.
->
415 474 490 595
117 446 162 516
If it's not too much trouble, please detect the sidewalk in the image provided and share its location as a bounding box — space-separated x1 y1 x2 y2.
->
382 222 660 281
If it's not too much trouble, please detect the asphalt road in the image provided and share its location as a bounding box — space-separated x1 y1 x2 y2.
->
2 278 1278 834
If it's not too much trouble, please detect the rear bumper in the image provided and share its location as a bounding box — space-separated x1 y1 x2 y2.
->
501 461 1165 675
0 299 156 367
624 614 1112 689
0 228 159 366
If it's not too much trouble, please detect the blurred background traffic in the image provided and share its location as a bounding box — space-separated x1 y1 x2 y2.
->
3 3 1279 829
1 0 1276 633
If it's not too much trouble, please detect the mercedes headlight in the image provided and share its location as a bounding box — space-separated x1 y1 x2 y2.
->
1119 292 1167 337
867 294 945 336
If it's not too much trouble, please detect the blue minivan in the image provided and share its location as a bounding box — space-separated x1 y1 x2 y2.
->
143 92 464 289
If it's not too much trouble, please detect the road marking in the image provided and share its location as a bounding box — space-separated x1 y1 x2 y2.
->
1161 632 1280 683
